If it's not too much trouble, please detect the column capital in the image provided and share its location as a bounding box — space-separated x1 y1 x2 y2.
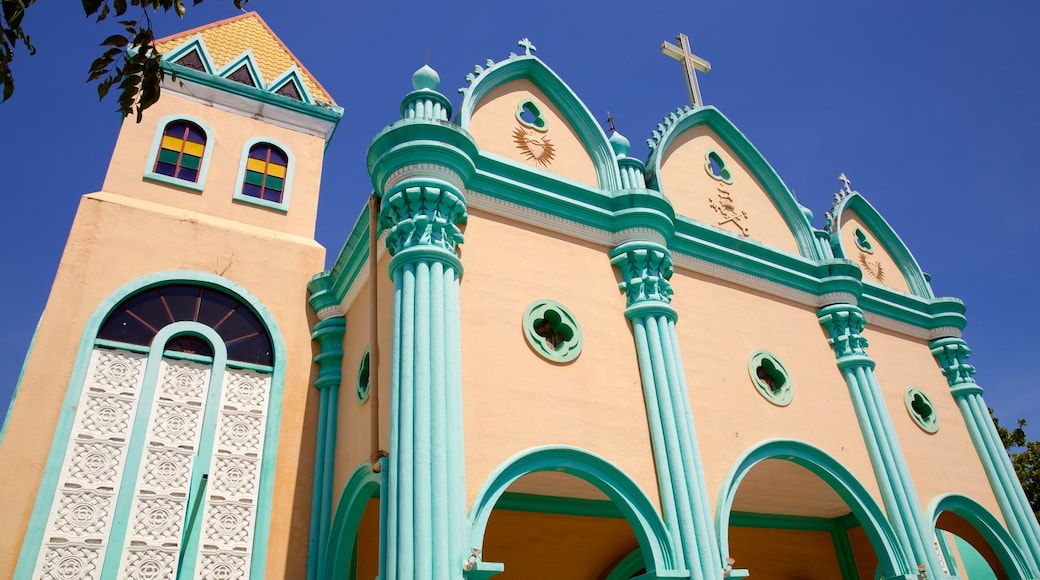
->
610 241 675 308
379 180 467 273
817 303 870 361
930 336 977 387
312 316 346 391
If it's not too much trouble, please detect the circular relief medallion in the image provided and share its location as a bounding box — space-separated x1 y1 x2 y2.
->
905 387 939 433
138 559 163 580
212 563 235 580
522 300 583 364
69 502 97 526
747 350 794 407
56 556 84 579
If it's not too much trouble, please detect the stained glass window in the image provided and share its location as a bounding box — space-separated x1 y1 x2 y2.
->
98 284 273 366
241 143 288 203
226 64 257 87
275 80 302 101
153 121 206 182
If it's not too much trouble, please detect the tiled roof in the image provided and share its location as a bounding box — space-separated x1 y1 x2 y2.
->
155 11 335 105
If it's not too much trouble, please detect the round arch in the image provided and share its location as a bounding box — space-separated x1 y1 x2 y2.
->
927 493 1033 579
715 439 912 578
467 445 682 576
325 461 385 580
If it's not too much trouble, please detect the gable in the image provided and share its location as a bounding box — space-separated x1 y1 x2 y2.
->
837 212 911 293
657 124 799 255
468 79 599 187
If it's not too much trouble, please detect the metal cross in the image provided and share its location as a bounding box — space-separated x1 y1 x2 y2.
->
661 33 711 107
839 172 852 193
606 111 616 132
518 38 537 56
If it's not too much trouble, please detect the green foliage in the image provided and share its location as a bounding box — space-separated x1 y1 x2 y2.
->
993 410 1040 520
1 0 248 121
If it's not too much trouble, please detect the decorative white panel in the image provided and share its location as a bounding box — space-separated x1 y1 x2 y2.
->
32 348 147 580
192 368 271 580
120 358 212 580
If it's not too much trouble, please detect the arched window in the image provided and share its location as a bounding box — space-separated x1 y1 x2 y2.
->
241 143 288 203
28 283 276 579
153 121 207 182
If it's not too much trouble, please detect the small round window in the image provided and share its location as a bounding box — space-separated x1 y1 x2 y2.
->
356 349 371 404
905 387 938 433
748 350 793 406
523 300 583 363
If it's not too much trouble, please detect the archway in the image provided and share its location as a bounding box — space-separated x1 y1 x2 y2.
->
928 494 1032 580
467 445 682 578
716 440 912 579
325 461 385 580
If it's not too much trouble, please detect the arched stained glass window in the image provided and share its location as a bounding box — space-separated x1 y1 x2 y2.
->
241 143 288 203
98 284 273 366
153 121 206 182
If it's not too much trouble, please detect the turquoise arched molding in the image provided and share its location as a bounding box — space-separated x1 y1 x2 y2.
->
927 494 1033 579
715 439 913 579
457 53 622 191
162 33 216 74
830 192 934 299
217 48 266 89
603 548 646 580
324 460 387 580
466 445 683 577
644 106 821 260
14 270 287 580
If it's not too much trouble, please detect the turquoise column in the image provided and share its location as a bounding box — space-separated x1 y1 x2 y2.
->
818 303 943 578
931 337 1040 575
306 315 346 580
610 241 721 580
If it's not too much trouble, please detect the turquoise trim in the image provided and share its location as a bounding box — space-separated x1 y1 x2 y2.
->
232 136 296 213
458 55 621 191
954 535 999 580
267 66 315 105
356 348 371 404
325 462 382 579
163 33 215 74
143 113 215 192
14 271 287 580
604 549 645 580
644 106 820 260
521 299 583 363
830 192 934 298
216 49 266 88
161 61 344 127
747 350 793 406
494 492 623 519
904 386 939 433
704 149 733 184
0 315 40 444
366 120 479 193
93 338 151 354
466 445 683 576
927 493 1033 579
715 439 914 579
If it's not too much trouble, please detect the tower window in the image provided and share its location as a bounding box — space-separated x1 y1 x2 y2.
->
153 121 206 182
241 143 288 203
275 80 302 101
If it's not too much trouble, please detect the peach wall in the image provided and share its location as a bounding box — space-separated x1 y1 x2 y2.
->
0 192 324 579
354 499 381 580
865 325 1004 521
458 209 661 513
102 93 328 239
848 525 880 579
668 268 884 513
729 527 843 578
838 212 912 293
658 126 799 254
468 79 599 187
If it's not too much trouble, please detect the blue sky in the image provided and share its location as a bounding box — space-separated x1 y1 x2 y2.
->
1 1 1038 438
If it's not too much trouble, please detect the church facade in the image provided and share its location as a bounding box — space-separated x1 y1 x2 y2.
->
1 12 1038 580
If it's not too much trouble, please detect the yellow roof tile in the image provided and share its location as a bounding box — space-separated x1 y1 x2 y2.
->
155 12 335 105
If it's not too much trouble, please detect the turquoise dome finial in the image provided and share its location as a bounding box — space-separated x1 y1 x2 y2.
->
412 64 440 91
609 130 631 158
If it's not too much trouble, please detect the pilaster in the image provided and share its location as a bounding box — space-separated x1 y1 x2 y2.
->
931 337 1040 575
610 240 720 580
818 303 943 577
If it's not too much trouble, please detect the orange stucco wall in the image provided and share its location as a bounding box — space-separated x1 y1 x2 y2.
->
729 527 844 579
838 211 912 294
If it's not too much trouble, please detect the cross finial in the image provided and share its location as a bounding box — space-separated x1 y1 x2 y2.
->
838 172 852 194
661 33 711 107
518 38 536 56
606 111 616 132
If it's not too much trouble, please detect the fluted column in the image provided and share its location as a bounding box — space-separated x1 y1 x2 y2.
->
818 304 942 577
610 241 721 580
380 179 467 580
931 337 1040 575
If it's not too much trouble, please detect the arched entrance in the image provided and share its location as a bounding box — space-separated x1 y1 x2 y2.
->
325 461 385 580
717 440 912 579
467 445 682 578
928 494 1032 580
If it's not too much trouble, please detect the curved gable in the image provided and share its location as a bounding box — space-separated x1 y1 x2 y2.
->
831 193 933 298
647 107 818 258
459 54 619 190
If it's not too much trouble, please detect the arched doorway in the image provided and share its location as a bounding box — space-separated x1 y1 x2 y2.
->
325 461 384 580
717 440 911 579
928 494 1032 580
467 446 682 578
